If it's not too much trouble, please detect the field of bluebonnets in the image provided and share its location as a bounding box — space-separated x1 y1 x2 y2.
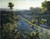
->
1 0 50 39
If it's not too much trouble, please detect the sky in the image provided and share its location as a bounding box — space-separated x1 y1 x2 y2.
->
0 0 50 9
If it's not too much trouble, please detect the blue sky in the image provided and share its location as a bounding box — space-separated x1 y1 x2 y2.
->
0 0 50 9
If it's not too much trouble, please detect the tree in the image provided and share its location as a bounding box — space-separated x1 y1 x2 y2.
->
30 7 34 11
8 2 14 11
42 1 50 12
41 1 50 25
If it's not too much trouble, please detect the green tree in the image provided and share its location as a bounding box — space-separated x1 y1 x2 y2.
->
41 1 50 25
42 1 50 13
8 2 14 11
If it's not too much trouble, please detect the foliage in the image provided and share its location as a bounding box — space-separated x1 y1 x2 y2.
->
41 1 50 25
42 1 50 10
1 10 18 39
42 1 50 14
29 30 40 39
8 2 14 11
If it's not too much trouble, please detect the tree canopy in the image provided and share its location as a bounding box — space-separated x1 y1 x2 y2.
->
42 1 50 11
8 2 14 11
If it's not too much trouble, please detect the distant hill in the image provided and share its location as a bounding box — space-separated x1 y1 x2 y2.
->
0 8 9 11
0 8 30 11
